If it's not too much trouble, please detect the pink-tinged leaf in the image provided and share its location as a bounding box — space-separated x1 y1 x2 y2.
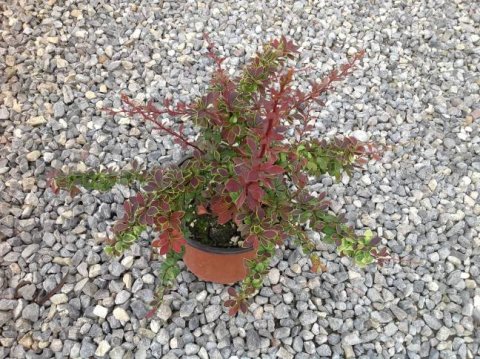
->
225 179 242 193
235 190 246 208
263 230 277 239
159 245 169 255
171 211 185 221
239 301 247 313
263 178 273 189
147 206 158 217
146 215 155 226
217 168 229 177
264 165 284 175
318 202 330 210
145 307 157 319
228 304 239 316
248 183 265 202
154 169 163 183
69 186 81 197
246 169 259 182
227 287 237 297
144 182 157 192
218 212 232 225
135 193 145 207
211 196 236 225
246 137 257 155
224 299 236 307
172 238 185 253
124 201 133 216
138 212 148 225
197 204 208 215
113 221 128 233
49 179 60 195
159 202 170 212
244 234 259 249
224 128 236 145
190 177 200 187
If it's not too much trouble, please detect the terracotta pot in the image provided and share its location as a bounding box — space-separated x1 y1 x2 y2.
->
183 238 256 284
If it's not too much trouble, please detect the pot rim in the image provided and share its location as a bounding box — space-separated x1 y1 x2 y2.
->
186 237 254 255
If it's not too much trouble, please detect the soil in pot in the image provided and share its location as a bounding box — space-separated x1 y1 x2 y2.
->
190 214 241 248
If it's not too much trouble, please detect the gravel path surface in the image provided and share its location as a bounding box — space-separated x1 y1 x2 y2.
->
1 1 479 358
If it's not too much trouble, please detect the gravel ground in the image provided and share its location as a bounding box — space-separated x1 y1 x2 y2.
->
1 0 480 358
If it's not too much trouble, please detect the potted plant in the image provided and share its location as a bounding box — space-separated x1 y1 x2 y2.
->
48 36 389 317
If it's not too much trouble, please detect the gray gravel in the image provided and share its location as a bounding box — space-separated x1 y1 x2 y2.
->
1 0 479 358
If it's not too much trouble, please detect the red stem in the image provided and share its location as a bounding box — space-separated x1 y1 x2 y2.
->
118 96 205 155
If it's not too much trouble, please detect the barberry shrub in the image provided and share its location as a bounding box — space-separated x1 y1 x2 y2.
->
48 36 389 317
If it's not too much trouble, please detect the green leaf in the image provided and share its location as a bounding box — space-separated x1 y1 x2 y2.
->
123 233 137 243
104 246 114 256
115 242 124 253
252 278 263 288
364 229 373 243
306 161 317 172
317 157 328 171
230 191 240 203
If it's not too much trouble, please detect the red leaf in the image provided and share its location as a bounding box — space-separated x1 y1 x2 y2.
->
49 179 60 195
113 221 128 233
124 201 133 216
227 287 237 297
211 196 235 225
147 206 158 217
218 212 232 225
154 229 185 255
69 186 81 197
235 191 246 208
155 216 169 230
244 234 259 249
159 201 170 212
217 168 229 178
246 137 257 155
225 179 242 193
248 183 265 202
264 164 284 175
228 304 239 316
224 299 236 307
154 169 163 183
246 169 259 182
135 193 145 207
145 307 157 319
159 245 169 255
171 211 185 221
263 230 277 239
172 236 186 253
138 212 148 225
239 301 247 313
144 182 157 192
190 177 200 187
197 204 208 215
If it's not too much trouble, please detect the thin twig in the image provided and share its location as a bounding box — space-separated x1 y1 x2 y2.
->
36 272 69 306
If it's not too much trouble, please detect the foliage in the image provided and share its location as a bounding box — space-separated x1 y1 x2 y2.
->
48 35 389 317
